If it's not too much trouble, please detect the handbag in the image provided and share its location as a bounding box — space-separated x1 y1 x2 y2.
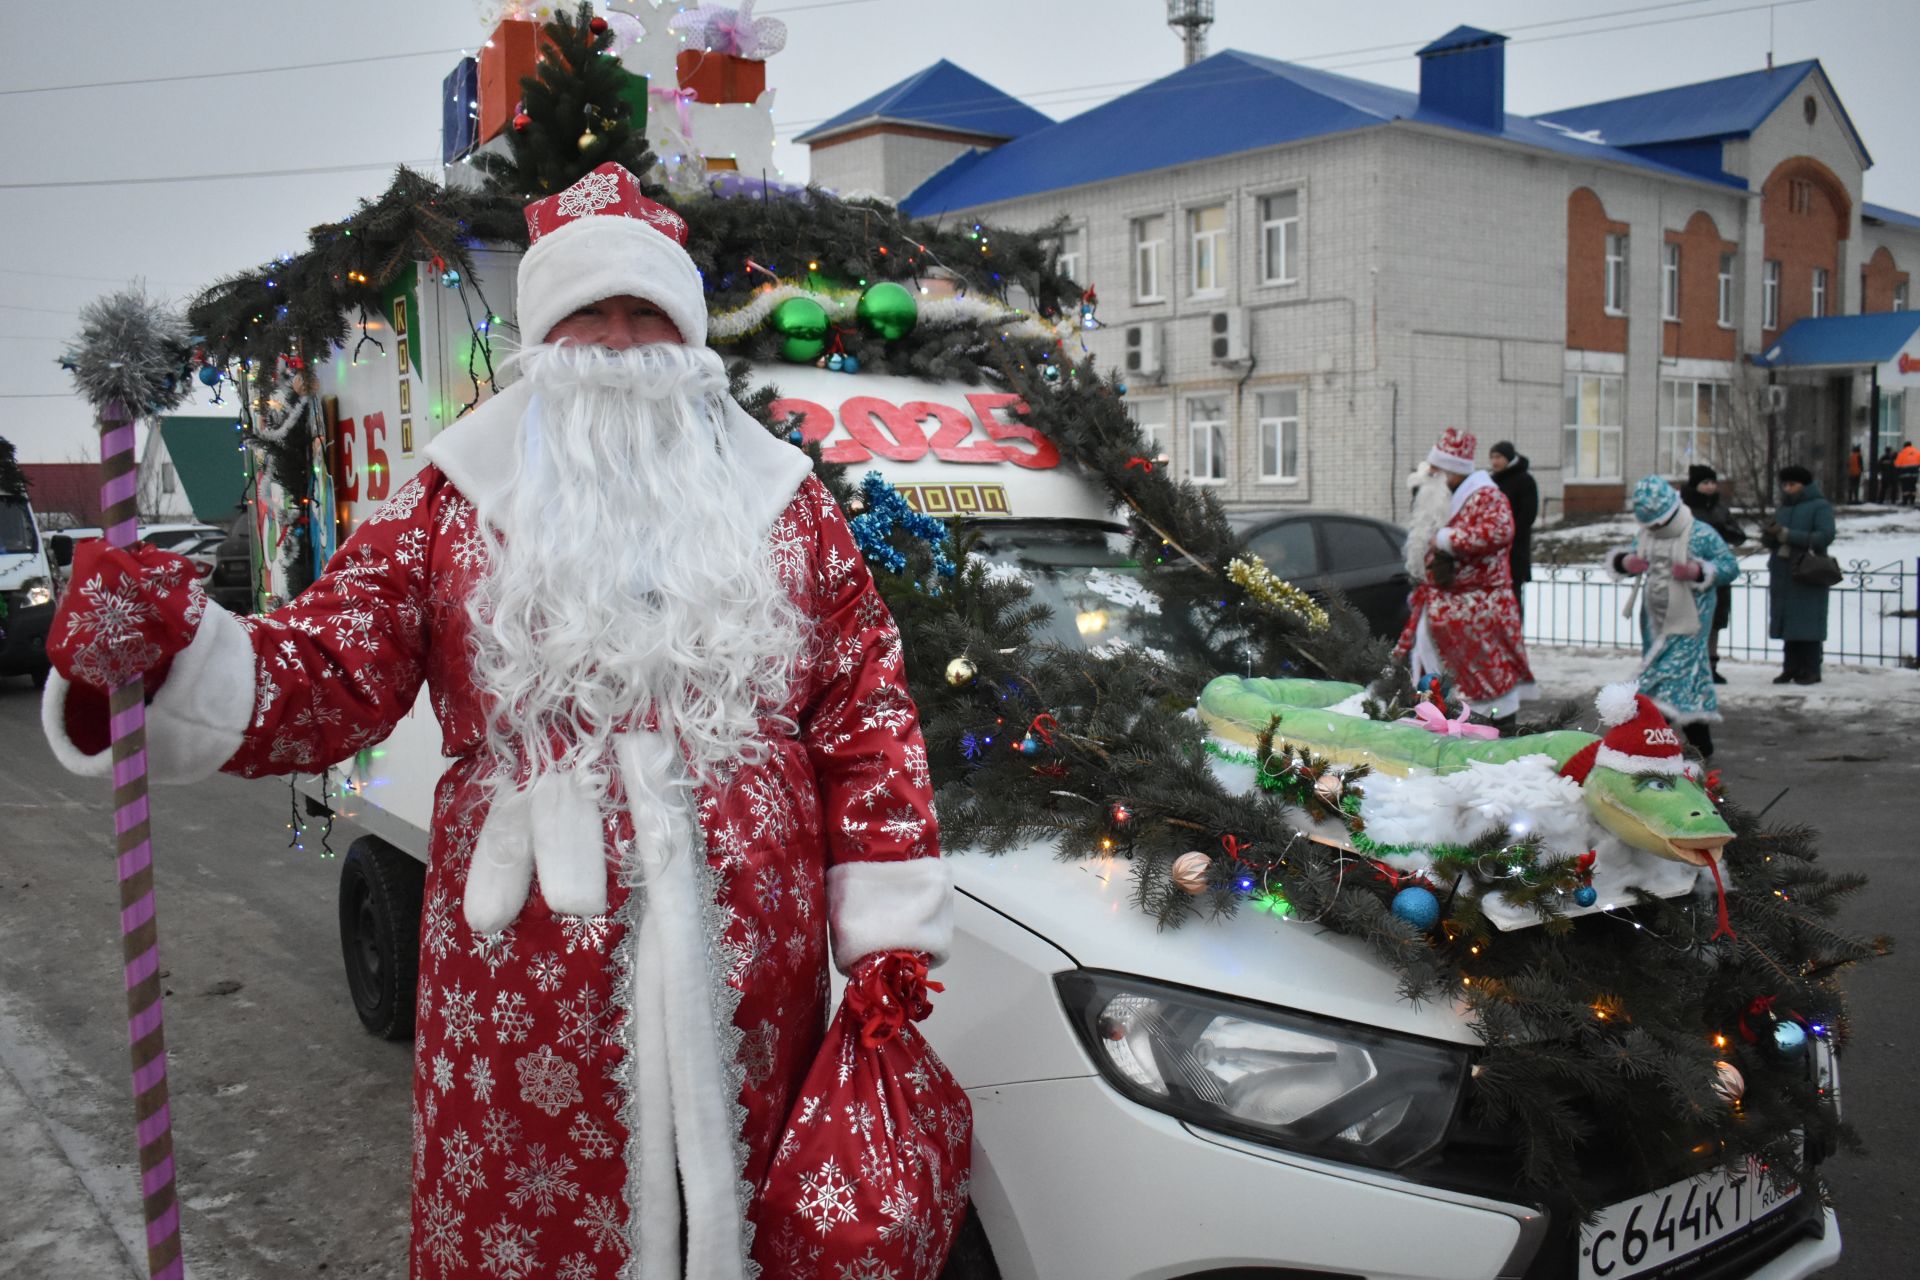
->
754 952 973 1279
1791 549 1843 588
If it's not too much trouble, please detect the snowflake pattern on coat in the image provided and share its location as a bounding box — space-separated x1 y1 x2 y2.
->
218 468 945 1278
1627 520 1741 725
1394 479 1534 703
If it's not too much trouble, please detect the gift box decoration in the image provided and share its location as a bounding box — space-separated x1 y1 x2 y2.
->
477 17 545 145
441 56 479 163
675 50 766 105
614 67 650 137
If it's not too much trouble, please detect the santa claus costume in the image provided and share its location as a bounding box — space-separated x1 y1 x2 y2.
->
43 165 959 1279
1394 428 1534 717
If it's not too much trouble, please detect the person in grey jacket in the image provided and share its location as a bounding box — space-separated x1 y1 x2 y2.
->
1760 464 1837 684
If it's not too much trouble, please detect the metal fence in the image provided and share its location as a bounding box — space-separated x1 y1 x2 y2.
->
1522 558 1918 668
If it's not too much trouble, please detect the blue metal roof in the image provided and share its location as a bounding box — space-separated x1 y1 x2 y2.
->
1418 25 1506 55
794 60 1051 145
902 48 1737 217
1865 202 1920 232
1534 61 1820 148
1755 312 1920 369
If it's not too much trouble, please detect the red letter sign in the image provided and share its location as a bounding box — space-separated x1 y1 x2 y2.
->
967 394 1059 470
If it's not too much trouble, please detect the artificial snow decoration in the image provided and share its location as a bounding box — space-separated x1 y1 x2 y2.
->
1082 568 1161 614
67 284 194 417
1596 681 1641 727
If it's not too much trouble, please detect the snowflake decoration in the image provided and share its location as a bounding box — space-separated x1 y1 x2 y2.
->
476 1217 541 1280
432 1052 455 1093
419 1189 466 1272
491 991 534 1043
469 928 516 978
526 951 566 994
560 911 612 955
555 1254 596 1280
740 1019 778 1088
465 1055 496 1103
481 1107 522 1156
441 982 482 1049
440 1127 487 1201
834 1247 902 1280
557 986 611 1061
423 889 459 961
796 1158 860 1235
506 1143 581 1217
554 169 624 220
573 1193 627 1256
516 1045 583 1117
569 1112 616 1161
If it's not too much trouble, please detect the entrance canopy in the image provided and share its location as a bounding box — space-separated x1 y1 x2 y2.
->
1756 311 1920 388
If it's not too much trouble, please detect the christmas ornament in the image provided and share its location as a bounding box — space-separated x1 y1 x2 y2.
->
578 128 602 154
827 353 844 371
512 111 531 132
1773 1021 1808 1054
1170 851 1211 895
589 14 608 34
1313 772 1345 807
855 281 918 341
944 657 977 688
770 296 829 363
1017 734 1040 756
197 364 222 387
1712 1060 1745 1102
1391 885 1440 929
441 269 462 288
786 428 804 445
841 355 860 373
1108 803 1133 829
1040 361 1061 384
1573 885 1598 907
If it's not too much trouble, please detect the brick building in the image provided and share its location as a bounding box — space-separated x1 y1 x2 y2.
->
807 25 1920 519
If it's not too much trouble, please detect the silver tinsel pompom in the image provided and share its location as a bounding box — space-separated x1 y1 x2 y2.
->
68 284 194 420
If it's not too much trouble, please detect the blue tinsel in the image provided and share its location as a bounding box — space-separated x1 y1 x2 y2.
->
847 470 959 583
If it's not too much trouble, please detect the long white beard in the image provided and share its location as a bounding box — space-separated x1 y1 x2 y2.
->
467 341 805 802
1405 465 1452 579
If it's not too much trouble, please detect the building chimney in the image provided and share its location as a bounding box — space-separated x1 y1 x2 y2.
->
1416 26 1508 130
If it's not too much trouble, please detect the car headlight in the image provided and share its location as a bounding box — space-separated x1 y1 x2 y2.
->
23 577 53 607
1057 970 1468 1171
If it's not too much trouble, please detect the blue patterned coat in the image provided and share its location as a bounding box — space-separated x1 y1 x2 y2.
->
1632 520 1741 724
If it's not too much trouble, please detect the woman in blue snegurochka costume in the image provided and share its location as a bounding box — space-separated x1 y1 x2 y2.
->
1607 475 1741 759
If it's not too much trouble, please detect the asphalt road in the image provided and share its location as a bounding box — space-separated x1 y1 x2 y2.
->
0 672 1912 1278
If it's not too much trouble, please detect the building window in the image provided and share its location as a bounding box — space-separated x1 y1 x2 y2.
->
1186 394 1228 484
1054 228 1083 284
1879 389 1906 446
1256 389 1302 483
160 462 176 493
1658 377 1731 475
1762 260 1781 329
1812 267 1829 318
1189 204 1227 296
1133 215 1166 302
1897 281 1911 312
1259 191 1299 284
1662 244 1681 321
1563 372 1623 481
1127 396 1171 468
1717 253 1735 326
1790 178 1814 215
1604 233 1628 314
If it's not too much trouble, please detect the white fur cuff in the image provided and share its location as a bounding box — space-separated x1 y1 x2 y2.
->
1433 527 1455 554
41 603 254 783
826 857 954 973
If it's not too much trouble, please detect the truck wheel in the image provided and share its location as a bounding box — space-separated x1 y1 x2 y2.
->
338 837 425 1040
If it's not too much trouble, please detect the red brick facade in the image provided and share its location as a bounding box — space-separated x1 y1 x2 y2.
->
1566 187 1628 354
1562 483 1627 517
1663 211 1739 361
1759 155 1852 341
1861 245 1910 313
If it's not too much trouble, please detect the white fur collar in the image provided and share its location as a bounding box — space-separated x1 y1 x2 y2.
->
423 377 813 543
1448 468 1497 520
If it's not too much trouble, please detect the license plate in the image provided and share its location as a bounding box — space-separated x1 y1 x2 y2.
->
1578 1156 1800 1280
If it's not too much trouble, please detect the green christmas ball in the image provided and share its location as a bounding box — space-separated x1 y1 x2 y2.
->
771 296 829 363
856 281 918 341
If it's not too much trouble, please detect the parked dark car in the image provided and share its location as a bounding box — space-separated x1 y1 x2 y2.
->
207 517 256 615
1228 509 1413 639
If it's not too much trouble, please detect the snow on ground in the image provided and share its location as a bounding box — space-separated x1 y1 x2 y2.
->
1526 506 1920 665
1529 647 1920 725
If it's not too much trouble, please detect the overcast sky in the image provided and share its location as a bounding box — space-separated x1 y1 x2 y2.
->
3 0 1913 463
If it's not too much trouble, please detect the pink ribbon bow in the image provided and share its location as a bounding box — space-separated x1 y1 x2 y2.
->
1406 700 1499 739
650 85 699 139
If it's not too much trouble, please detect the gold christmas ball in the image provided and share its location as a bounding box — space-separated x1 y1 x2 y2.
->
945 657 978 688
578 129 602 153
1314 772 1346 807
1170 851 1212 895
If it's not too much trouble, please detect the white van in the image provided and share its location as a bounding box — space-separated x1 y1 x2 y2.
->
263 255 1841 1280
0 487 56 684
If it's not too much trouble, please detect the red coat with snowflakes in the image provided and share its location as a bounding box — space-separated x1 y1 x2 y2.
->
1393 472 1533 704
42 387 957 1279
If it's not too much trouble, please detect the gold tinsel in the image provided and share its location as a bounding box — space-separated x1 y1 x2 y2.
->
1226 555 1329 630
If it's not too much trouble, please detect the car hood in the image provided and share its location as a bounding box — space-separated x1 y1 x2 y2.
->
948 850 1479 1046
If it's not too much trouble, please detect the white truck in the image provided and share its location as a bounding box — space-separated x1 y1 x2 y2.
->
0 481 56 685
262 248 1843 1280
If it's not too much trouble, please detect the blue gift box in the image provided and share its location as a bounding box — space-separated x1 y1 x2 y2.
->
442 57 479 164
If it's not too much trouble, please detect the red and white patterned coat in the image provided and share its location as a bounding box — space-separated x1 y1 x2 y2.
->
42 384 952 1279
1393 472 1533 704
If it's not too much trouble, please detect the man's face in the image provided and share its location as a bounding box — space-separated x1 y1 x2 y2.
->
545 294 683 349
1444 469 1467 491
1697 479 1719 496
1488 453 1508 473
1782 481 1805 497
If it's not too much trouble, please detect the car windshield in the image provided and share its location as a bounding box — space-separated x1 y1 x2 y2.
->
0 498 35 555
966 520 1203 660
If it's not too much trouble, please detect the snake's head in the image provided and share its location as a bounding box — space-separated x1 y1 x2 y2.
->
1583 767 1733 865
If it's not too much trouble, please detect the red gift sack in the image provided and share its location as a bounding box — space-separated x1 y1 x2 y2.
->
754 953 973 1279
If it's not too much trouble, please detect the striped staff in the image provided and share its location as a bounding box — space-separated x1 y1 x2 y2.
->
67 287 196 1280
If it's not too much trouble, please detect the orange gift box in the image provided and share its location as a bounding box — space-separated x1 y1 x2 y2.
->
478 18 547 145
675 49 766 104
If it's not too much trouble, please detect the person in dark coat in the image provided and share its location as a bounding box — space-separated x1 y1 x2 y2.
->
1760 464 1837 684
1681 464 1745 683
1488 441 1538 623
1876 447 1898 503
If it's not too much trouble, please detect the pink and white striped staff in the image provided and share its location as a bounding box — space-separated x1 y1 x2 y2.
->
68 286 195 1280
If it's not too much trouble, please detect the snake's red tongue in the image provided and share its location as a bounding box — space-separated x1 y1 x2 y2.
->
1704 855 1736 942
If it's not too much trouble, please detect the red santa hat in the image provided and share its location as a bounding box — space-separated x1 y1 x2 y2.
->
1427 427 1478 475
1559 683 1693 784
515 162 707 349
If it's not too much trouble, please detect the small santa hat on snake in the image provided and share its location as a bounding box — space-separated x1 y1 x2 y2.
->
1427 426 1478 475
515 162 707 348
1558 683 1696 784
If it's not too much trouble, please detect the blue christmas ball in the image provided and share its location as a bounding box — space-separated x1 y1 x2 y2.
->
442 269 462 288
197 365 222 387
1391 886 1440 930
1773 1020 1808 1054
841 356 860 373
1574 885 1599 907
1017 735 1040 756
827 353 844 371
786 429 804 445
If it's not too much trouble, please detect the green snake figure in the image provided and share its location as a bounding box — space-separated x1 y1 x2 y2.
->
1197 677 1733 866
